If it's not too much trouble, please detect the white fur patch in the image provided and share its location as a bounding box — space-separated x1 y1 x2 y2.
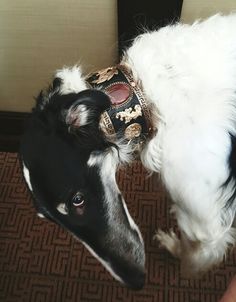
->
56 203 68 215
22 163 33 191
88 144 133 168
87 152 104 167
56 65 87 94
120 196 144 244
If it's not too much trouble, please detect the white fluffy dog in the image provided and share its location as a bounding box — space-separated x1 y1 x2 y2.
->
22 13 236 284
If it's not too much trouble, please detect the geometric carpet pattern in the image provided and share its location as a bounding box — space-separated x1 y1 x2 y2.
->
0 152 235 302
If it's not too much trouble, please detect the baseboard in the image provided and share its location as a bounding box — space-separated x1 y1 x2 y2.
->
0 111 31 152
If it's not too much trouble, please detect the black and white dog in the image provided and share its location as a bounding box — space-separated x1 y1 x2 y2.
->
20 14 236 289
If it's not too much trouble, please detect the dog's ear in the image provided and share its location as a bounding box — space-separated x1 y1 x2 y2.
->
34 77 62 112
65 89 111 128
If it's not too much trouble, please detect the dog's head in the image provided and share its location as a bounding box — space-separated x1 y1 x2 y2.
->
20 67 145 289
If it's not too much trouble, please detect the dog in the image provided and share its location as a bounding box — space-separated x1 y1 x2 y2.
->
20 13 236 289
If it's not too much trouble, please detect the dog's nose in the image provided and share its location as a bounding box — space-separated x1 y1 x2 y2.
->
126 270 146 290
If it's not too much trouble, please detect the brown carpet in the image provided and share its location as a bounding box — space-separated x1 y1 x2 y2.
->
0 152 235 302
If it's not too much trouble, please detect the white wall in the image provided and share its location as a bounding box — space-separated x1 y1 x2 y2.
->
181 0 236 23
2 1 235 112
0 0 118 112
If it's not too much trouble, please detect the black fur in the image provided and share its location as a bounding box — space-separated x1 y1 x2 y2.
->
223 133 236 209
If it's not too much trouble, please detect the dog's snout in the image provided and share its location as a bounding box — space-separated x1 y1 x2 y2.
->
127 270 146 290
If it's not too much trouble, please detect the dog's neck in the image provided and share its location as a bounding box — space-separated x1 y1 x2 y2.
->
86 64 154 149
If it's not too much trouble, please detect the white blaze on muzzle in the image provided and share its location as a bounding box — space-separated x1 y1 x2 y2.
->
87 147 143 243
23 163 33 191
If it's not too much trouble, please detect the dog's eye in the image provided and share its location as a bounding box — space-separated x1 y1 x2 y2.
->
72 193 84 207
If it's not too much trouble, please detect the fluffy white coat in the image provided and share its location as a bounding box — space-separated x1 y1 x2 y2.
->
125 14 236 273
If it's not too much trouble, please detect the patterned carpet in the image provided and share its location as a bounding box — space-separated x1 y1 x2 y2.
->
0 152 235 302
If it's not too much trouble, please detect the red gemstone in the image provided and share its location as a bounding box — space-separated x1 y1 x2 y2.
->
106 83 131 105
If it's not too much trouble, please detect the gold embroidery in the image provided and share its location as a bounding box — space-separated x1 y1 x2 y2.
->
125 123 142 140
90 67 118 84
100 111 115 136
116 105 142 124
118 64 152 128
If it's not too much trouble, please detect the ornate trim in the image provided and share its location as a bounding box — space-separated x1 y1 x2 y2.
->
86 64 154 144
118 64 152 131
89 67 119 85
100 111 115 136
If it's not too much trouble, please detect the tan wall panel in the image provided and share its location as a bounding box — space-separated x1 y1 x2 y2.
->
0 0 118 112
181 0 236 23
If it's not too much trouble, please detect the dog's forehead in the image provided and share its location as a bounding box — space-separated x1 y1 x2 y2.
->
22 130 89 196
